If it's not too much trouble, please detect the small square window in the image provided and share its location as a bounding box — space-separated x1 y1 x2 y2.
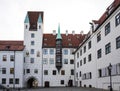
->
53 70 56 75
64 59 68 64
61 70 65 75
9 78 13 84
31 33 35 38
15 78 19 84
3 55 7 61
44 70 48 75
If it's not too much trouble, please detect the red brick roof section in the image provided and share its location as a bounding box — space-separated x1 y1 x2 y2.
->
0 41 24 51
43 34 85 48
28 11 44 30
92 0 120 25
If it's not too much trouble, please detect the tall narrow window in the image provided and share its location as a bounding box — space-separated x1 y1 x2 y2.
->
105 42 111 54
88 54 92 62
105 22 110 36
97 32 101 42
31 49 34 54
10 55 14 61
115 12 120 26
84 46 86 53
43 49 48 55
10 68 14 74
98 69 102 77
71 69 74 75
50 49 54 55
116 36 120 49
97 49 102 59
15 79 19 84
3 55 7 61
9 78 13 84
83 57 86 64
2 68 6 74
61 70 65 75
88 41 91 49
2 78 6 84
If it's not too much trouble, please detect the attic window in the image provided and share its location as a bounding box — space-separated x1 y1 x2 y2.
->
68 39 71 41
6 46 10 50
77 36 79 38
44 38 47 41
69 43 72 46
44 43 47 46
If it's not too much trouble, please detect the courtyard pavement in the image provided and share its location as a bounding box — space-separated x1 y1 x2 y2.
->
0 87 109 91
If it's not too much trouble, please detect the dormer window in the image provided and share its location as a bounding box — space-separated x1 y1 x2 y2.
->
6 45 10 50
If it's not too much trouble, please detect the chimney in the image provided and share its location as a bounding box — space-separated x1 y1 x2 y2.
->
80 31 84 35
72 30 75 35
66 30 68 36
53 30 56 35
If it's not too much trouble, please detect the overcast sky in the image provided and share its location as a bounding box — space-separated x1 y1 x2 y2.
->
0 0 114 40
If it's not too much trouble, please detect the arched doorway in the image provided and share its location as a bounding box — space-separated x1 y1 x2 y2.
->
27 77 38 88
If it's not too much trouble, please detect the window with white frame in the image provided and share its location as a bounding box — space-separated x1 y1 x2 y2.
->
31 49 34 54
43 58 48 64
116 36 120 49
105 22 110 36
31 33 35 38
97 32 101 42
50 49 54 55
105 42 111 54
49 58 54 64
43 49 48 55
115 12 120 26
64 49 68 55
31 41 35 45
64 59 68 64
97 49 102 59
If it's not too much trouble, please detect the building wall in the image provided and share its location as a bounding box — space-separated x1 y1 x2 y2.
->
24 22 43 87
75 6 120 90
0 51 24 88
43 48 75 87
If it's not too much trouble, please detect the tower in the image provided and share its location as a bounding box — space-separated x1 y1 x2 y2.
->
56 24 62 72
24 11 44 87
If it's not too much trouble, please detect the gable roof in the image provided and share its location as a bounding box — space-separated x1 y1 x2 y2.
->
0 41 24 51
43 34 85 48
93 0 120 28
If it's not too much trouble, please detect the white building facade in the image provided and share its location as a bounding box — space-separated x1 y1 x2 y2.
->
74 0 120 90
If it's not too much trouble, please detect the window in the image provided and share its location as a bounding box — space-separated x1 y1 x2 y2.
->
64 49 68 55
84 46 86 53
31 33 35 38
97 49 102 59
39 25 41 29
10 68 14 74
49 58 54 64
80 60 82 66
43 49 48 55
88 41 91 49
34 69 38 74
30 58 34 63
97 32 101 42
50 49 54 55
88 54 92 62
89 72 92 79
26 69 30 73
3 55 7 61
98 69 102 77
61 70 65 75
25 25 28 29
9 78 13 84
105 42 111 54
115 12 120 26
116 36 120 49
71 69 74 75
83 57 86 64
77 62 79 68
43 58 48 64
37 51 40 57
79 71 81 77
31 41 35 45
15 78 19 84
2 78 6 84
105 22 110 36
2 68 6 74
64 59 68 64
44 70 48 75
70 59 74 64
77 52 79 58
10 55 14 61
31 49 34 54
80 49 82 56
61 80 64 85
53 70 56 75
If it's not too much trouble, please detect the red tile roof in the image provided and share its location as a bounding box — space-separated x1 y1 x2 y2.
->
28 11 44 30
43 34 85 48
0 41 24 51
93 0 120 26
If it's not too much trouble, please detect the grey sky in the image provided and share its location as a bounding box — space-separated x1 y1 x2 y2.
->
0 0 113 40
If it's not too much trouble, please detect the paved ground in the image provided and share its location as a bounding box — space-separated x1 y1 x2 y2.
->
0 87 109 91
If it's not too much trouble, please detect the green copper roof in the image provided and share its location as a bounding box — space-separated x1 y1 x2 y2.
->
24 14 29 23
38 14 42 23
56 24 62 39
